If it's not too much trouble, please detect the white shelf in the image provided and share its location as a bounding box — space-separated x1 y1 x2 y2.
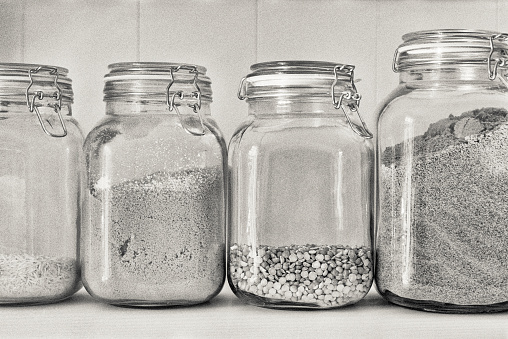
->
1 286 507 338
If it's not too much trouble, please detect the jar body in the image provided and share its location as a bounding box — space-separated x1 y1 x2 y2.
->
0 105 83 304
228 100 374 309
376 68 508 312
82 102 226 306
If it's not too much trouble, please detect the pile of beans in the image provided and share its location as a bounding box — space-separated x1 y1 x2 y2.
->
229 244 373 308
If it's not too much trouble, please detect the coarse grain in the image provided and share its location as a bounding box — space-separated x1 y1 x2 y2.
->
230 243 373 308
377 107 508 307
0 254 78 301
85 166 224 304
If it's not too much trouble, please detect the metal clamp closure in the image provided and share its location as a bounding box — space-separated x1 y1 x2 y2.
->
392 47 400 73
25 66 67 137
166 65 206 136
237 77 247 100
331 65 373 139
488 34 508 86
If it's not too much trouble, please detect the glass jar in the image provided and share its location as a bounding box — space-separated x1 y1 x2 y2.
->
228 61 374 309
82 62 226 306
0 63 83 304
376 30 508 313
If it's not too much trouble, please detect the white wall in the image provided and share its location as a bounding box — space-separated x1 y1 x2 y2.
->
0 0 504 140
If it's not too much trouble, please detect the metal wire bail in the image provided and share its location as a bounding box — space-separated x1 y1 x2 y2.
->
331 65 373 139
25 66 68 138
166 65 206 136
237 77 247 100
488 34 508 87
392 47 400 73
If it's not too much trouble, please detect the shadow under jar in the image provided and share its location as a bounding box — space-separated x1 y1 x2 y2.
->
0 64 83 305
375 29 508 313
228 61 375 309
82 63 226 307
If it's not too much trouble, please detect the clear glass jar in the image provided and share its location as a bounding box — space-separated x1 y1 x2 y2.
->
82 62 226 307
0 63 83 304
376 30 508 313
228 61 374 309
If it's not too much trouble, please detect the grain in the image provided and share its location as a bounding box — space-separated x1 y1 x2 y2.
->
378 107 508 306
0 254 78 300
86 166 224 303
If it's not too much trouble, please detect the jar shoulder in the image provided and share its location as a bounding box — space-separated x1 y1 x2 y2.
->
0 114 83 149
229 116 373 150
63 116 85 141
377 83 508 123
84 115 227 161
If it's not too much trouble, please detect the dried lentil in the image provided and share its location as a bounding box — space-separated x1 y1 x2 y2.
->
230 244 373 308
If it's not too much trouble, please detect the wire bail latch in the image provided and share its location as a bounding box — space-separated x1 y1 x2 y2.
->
331 65 373 139
487 34 508 87
25 66 67 138
166 65 206 136
237 77 247 100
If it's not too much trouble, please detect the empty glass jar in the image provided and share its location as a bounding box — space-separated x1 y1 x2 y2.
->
228 61 374 309
376 30 508 313
0 63 83 304
82 62 226 307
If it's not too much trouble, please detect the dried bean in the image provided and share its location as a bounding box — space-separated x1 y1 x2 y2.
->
230 244 373 307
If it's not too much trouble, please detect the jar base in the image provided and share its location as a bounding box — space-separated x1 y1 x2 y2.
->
0 282 82 306
105 299 210 308
0 294 75 306
232 288 363 310
382 290 508 314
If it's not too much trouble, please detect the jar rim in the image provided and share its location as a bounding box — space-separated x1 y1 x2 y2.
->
249 60 355 74
401 29 505 43
394 29 508 73
0 63 69 76
105 62 208 78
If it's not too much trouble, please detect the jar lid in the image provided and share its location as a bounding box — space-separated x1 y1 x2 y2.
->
238 61 373 139
393 29 508 73
103 62 212 102
0 63 73 103
238 60 356 99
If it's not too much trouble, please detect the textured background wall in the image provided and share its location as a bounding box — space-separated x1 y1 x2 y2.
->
0 0 504 140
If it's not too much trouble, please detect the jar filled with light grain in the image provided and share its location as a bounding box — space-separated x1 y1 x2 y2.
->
376 30 508 313
82 62 226 306
0 63 83 304
228 61 374 309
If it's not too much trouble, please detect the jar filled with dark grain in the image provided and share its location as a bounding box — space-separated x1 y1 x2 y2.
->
0 63 83 304
82 62 226 306
376 30 508 313
228 61 374 309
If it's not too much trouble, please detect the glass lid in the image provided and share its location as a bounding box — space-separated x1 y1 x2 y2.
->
239 60 357 99
0 63 73 103
393 29 508 72
104 62 212 102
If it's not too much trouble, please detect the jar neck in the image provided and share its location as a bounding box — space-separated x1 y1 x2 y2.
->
246 98 374 138
105 100 211 116
0 101 72 116
246 98 341 117
399 66 508 88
